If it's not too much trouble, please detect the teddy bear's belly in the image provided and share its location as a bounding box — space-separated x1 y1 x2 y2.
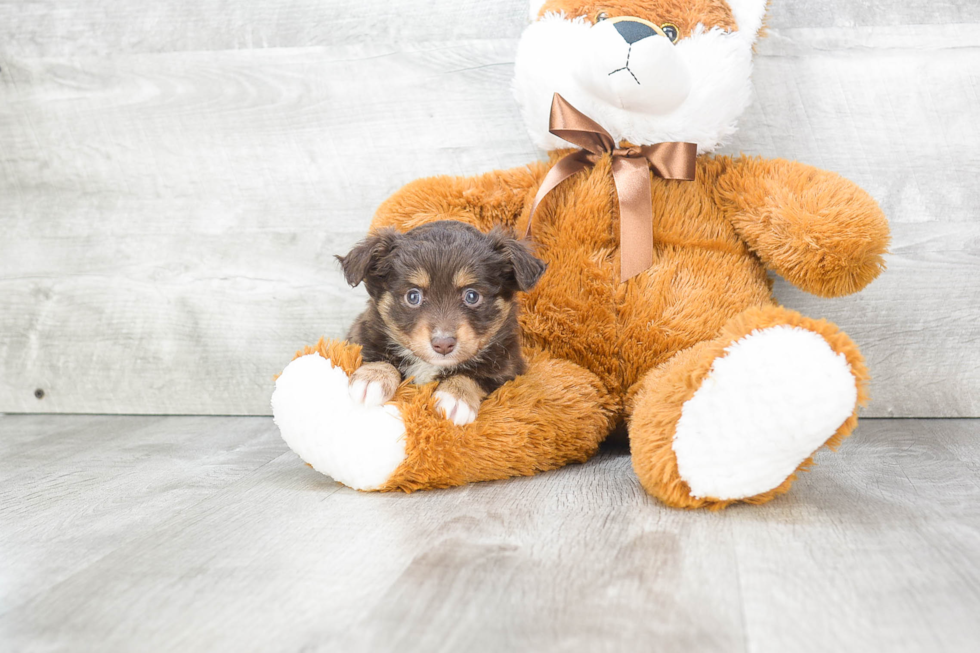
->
519 218 773 397
614 246 774 391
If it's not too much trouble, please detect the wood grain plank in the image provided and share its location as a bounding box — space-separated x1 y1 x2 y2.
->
730 418 980 652
1 0 976 60
0 0 530 58
342 466 744 653
0 415 284 617
1 415 978 651
770 0 980 29
0 423 746 653
0 13 978 416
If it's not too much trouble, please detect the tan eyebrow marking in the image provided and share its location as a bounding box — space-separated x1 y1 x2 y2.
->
407 269 430 288
453 268 478 287
377 292 395 321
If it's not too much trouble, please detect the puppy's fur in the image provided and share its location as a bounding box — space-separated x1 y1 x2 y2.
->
338 220 547 424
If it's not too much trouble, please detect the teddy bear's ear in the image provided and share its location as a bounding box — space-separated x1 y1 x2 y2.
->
726 0 768 41
528 1 548 21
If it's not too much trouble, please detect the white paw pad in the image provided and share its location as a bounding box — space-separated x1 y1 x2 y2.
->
672 326 858 500
271 355 406 490
434 390 478 426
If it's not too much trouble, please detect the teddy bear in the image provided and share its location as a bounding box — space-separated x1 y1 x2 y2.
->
271 0 889 509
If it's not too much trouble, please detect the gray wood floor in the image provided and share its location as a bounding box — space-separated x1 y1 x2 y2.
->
1 415 978 652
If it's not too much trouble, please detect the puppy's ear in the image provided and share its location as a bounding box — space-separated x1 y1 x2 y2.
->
490 228 547 292
336 227 400 288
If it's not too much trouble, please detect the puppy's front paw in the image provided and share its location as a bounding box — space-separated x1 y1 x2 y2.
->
434 391 479 426
433 376 486 426
349 362 401 408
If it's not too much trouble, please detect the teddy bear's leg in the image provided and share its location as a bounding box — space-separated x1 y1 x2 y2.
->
272 339 616 492
627 305 869 509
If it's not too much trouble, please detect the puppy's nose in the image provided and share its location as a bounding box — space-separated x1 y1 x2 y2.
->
431 336 457 356
614 19 657 44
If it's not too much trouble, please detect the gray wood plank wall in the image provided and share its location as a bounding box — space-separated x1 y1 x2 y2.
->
1 1 978 416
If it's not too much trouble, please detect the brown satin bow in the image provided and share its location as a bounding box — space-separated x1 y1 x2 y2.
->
523 93 698 282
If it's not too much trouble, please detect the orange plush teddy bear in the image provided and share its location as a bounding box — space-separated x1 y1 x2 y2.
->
271 0 889 509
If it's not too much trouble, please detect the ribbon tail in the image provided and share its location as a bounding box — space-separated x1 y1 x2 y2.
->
611 156 655 283
549 93 617 155
523 151 592 241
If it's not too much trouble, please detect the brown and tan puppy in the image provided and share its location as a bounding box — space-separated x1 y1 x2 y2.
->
337 220 546 425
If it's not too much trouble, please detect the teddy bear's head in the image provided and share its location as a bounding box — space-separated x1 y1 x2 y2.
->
513 0 768 153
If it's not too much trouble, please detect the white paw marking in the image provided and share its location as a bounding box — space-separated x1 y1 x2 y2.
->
672 326 858 501
434 390 478 426
348 378 393 408
271 355 406 490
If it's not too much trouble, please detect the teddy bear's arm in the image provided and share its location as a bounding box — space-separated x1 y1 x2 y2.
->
370 160 552 234
715 156 890 298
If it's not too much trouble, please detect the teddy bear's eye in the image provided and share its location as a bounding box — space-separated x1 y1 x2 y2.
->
595 11 609 22
661 23 679 43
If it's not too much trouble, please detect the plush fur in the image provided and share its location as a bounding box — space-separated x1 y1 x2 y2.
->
280 337 617 490
272 0 889 509
371 153 886 400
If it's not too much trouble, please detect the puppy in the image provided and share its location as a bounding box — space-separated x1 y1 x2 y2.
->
337 220 546 425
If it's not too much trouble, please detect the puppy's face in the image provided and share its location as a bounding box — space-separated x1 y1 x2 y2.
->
339 221 546 367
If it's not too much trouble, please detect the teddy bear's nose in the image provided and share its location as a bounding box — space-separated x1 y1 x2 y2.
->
614 20 658 45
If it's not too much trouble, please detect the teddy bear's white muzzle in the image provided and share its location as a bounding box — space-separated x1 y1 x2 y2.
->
573 19 691 115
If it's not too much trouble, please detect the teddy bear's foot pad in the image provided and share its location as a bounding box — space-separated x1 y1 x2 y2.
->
272 354 406 490
672 325 857 501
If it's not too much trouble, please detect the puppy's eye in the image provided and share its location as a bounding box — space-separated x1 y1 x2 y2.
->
462 289 482 307
405 288 423 306
661 23 679 43
595 11 609 22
